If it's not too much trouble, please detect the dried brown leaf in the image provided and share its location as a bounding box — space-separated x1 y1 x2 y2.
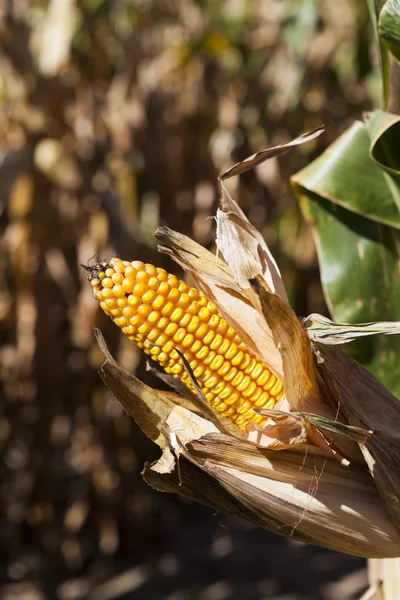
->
184 434 400 558
216 182 288 301
317 344 400 535
95 328 175 449
258 288 364 463
220 126 325 180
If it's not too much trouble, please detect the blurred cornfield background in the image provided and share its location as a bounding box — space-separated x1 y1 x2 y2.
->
0 1 393 598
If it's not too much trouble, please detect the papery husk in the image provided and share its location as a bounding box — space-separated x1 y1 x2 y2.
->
317 344 400 536
368 558 400 599
154 226 283 379
95 330 400 559
216 182 288 302
257 287 365 464
94 329 177 449
183 434 400 558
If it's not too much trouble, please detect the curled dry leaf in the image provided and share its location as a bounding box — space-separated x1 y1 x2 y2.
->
220 126 325 180
215 182 288 301
245 410 309 450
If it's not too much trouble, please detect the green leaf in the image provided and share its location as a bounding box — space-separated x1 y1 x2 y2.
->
292 111 400 227
366 0 390 108
291 111 400 397
300 194 400 396
379 0 400 61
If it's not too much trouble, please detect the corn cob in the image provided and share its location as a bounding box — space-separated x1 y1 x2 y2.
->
86 258 284 429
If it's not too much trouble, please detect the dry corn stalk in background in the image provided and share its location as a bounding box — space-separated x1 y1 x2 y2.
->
85 133 400 569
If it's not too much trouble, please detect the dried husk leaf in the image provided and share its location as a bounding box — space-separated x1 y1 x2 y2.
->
317 344 400 535
95 328 181 449
185 434 400 558
257 288 364 463
154 226 283 379
256 409 372 445
143 456 297 541
258 287 320 411
245 411 309 450
96 330 400 559
216 182 288 301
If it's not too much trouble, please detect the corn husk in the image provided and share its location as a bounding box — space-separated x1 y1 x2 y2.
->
95 329 400 558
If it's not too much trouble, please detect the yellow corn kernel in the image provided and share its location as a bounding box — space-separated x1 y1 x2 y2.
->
105 298 117 309
86 258 284 430
156 268 168 282
117 297 127 308
161 302 175 317
209 355 224 371
191 340 202 355
170 308 184 323
179 313 192 328
164 322 179 337
102 277 113 289
128 294 140 307
157 282 170 296
137 304 152 319
148 310 160 324
193 365 206 378
210 334 223 351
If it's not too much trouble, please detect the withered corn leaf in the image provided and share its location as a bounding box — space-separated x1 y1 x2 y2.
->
216 181 288 301
258 409 372 445
291 111 400 397
220 126 324 180
257 288 365 464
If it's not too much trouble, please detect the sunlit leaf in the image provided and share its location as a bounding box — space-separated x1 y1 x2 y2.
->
291 111 400 397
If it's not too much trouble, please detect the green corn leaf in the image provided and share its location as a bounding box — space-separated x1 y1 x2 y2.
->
291 110 400 397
